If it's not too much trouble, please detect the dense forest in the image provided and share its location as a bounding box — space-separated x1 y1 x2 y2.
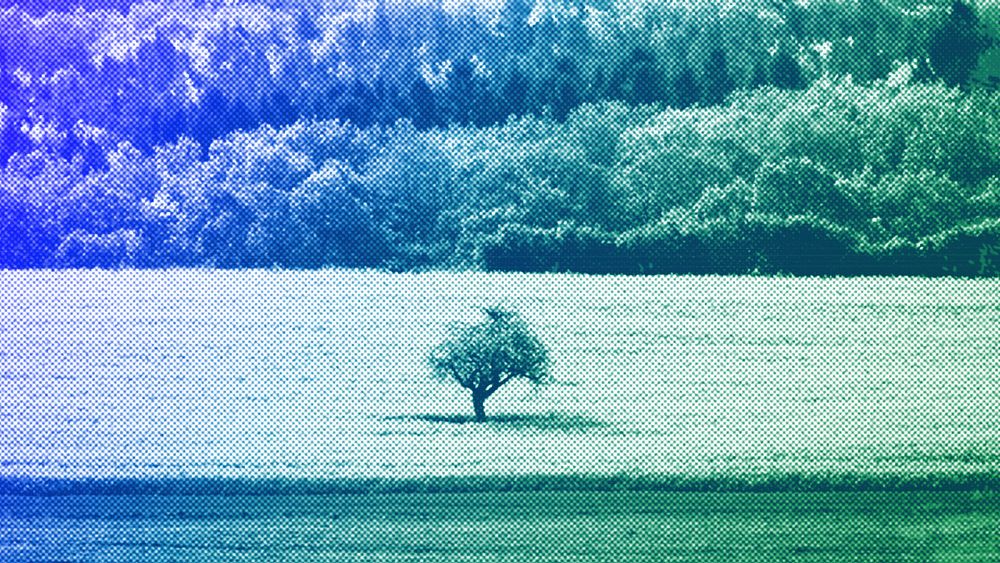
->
1 0 998 275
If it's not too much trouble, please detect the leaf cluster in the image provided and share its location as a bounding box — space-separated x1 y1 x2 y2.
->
429 307 550 399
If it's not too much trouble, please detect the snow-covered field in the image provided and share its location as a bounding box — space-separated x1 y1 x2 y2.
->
1 270 998 485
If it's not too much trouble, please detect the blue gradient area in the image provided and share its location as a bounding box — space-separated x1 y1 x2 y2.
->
0 0 998 272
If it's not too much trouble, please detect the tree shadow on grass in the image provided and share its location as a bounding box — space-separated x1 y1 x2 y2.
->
385 412 609 432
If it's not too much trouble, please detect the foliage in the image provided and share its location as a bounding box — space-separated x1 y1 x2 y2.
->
481 222 619 274
429 307 550 422
0 188 52 268
870 169 972 238
290 162 383 268
928 0 994 88
1 73 999 275
752 157 862 225
741 214 866 276
54 228 140 268
1 0 995 167
921 218 1000 276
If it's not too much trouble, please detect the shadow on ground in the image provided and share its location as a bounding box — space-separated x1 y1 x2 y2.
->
384 412 609 431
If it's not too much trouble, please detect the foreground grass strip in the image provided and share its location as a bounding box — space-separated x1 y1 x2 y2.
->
0 490 997 563
2 471 999 497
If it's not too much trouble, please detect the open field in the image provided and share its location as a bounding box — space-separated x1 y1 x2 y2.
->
2 270 1000 484
2 270 999 559
2 270 1000 486
2 490 999 562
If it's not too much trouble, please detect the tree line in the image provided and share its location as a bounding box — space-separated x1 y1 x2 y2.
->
3 78 999 275
0 0 998 275
1 0 994 164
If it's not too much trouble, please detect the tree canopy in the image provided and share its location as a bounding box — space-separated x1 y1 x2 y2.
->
0 0 998 275
429 307 550 422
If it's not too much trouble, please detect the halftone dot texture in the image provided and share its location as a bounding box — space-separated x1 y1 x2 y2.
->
1 0 999 561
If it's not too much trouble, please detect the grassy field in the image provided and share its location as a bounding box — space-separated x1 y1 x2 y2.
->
2 270 999 486
1 270 999 560
1 490 998 562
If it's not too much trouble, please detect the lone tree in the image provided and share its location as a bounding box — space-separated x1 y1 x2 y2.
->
429 307 550 422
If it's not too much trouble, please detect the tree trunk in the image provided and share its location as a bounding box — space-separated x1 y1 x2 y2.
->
472 391 487 423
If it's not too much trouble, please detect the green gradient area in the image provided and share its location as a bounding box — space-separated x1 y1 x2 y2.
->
1 491 997 562
1 270 998 486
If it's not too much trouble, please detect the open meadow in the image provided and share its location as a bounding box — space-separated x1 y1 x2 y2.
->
1 269 999 560
2 269 999 484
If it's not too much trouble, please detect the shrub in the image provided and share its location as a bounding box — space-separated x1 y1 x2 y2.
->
858 237 924 276
480 222 620 274
871 170 972 238
481 223 561 273
753 157 861 224
291 163 384 267
54 229 140 268
743 214 866 276
0 188 53 268
554 223 620 274
615 108 736 223
920 219 1000 277
615 220 708 275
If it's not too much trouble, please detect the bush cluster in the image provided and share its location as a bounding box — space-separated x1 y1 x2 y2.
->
1 79 999 275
